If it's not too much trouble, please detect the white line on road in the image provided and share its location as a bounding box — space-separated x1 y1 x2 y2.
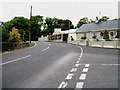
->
58 81 68 88
78 58 81 61
85 64 90 67
70 68 77 72
42 44 51 52
0 55 31 66
82 68 89 73
65 73 74 80
79 74 87 80
76 82 84 89
76 60 80 64
75 64 81 67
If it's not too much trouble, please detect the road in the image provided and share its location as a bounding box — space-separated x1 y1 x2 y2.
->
1 41 119 89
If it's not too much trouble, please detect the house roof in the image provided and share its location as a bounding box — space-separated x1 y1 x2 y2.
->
76 19 120 33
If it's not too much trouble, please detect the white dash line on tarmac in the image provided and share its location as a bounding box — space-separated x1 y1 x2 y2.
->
0 55 31 66
58 81 68 88
76 82 84 89
82 68 89 73
78 58 81 61
75 64 80 67
70 68 77 72
76 60 80 64
85 64 90 68
79 74 87 80
42 44 51 52
65 73 74 80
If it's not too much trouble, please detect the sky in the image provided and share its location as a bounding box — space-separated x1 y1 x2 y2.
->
0 0 119 26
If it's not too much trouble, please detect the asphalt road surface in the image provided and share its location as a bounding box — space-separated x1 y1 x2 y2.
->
1 41 119 89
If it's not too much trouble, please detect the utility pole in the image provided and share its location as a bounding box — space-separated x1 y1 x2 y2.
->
99 12 101 19
29 6 32 43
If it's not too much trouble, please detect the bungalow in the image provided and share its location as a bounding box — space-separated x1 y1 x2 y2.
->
76 19 120 41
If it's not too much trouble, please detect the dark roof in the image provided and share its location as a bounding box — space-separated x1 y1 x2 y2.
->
76 19 120 33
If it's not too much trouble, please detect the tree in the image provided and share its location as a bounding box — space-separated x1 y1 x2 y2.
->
31 15 44 40
103 30 109 40
101 16 109 21
2 17 29 41
76 17 90 28
89 19 95 23
9 27 21 43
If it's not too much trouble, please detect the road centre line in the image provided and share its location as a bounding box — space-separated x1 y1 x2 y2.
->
42 43 51 52
85 64 90 67
65 73 74 80
0 55 31 66
76 61 80 64
70 68 77 72
58 81 68 88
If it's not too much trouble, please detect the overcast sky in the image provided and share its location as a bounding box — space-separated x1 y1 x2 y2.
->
0 0 119 25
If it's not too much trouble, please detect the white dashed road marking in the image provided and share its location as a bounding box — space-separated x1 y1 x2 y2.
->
65 73 74 80
70 68 77 72
42 44 51 52
85 64 90 67
58 46 84 89
58 81 68 88
0 55 31 66
75 64 81 67
78 58 81 60
82 68 89 73
76 61 80 64
76 82 84 89
79 74 87 80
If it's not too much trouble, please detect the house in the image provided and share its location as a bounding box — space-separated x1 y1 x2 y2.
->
49 28 77 43
76 19 120 41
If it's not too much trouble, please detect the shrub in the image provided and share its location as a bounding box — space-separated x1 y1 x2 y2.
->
92 36 96 39
81 36 86 39
103 30 109 41
100 32 103 36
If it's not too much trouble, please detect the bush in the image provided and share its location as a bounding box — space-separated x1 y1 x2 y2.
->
92 36 96 39
2 42 15 52
103 30 109 41
81 36 86 39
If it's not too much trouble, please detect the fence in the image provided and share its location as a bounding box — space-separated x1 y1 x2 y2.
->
69 40 120 49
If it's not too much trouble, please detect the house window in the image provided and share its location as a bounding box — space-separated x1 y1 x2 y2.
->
84 33 86 37
92 32 97 39
115 30 120 38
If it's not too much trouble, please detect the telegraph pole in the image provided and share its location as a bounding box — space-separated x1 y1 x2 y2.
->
29 6 32 43
99 12 101 19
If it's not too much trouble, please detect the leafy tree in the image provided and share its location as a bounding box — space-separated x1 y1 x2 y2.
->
31 15 44 40
9 27 21 43
3 17 29 41
42 17 74 36
76 17 90 28
101 16 109 21
103 30 109 40
89 19 95 23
